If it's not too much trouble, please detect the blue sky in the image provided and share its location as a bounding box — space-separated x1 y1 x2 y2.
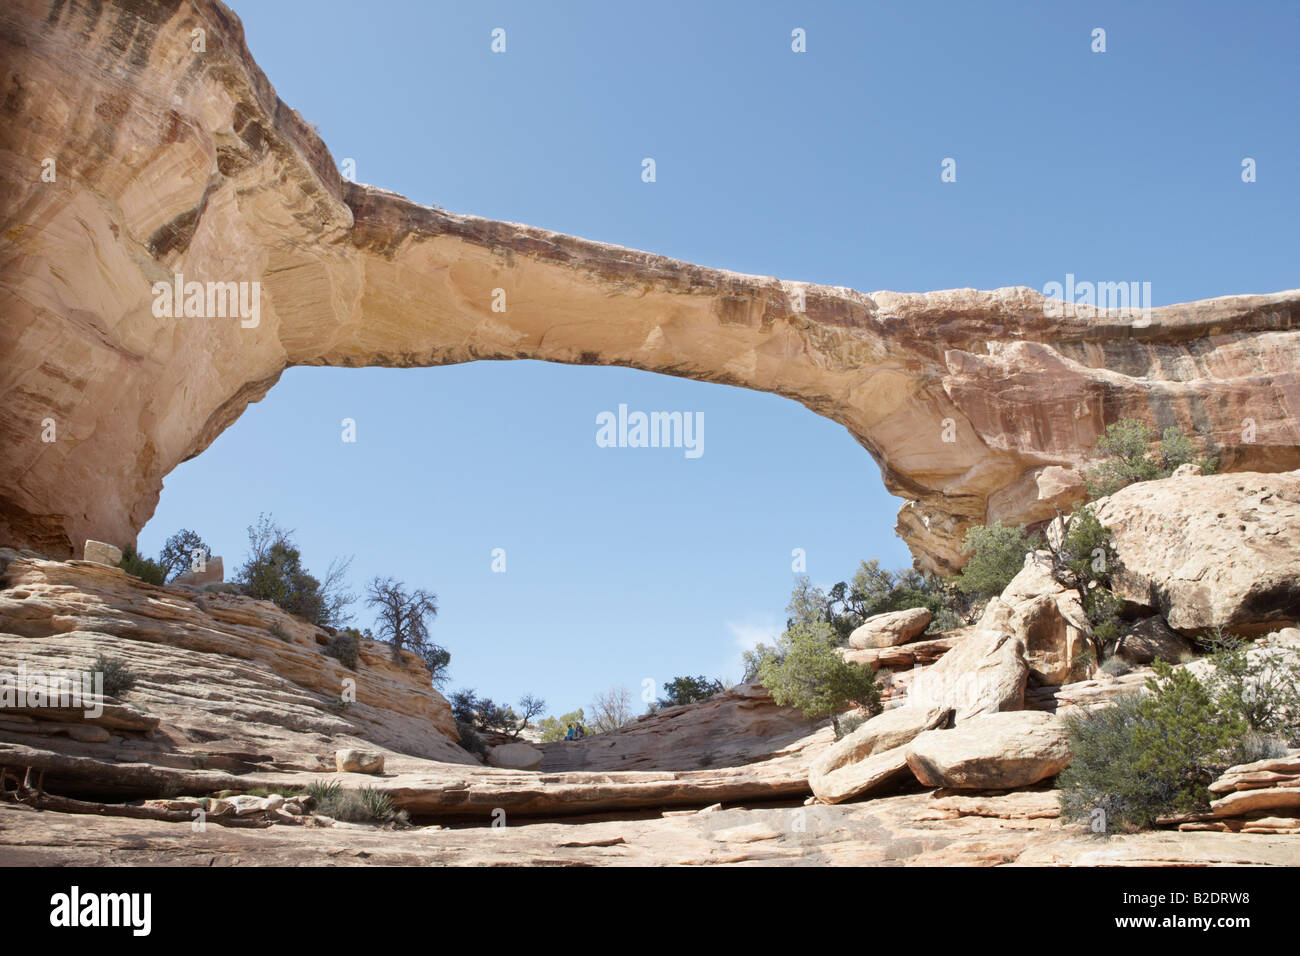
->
139 1 1299 715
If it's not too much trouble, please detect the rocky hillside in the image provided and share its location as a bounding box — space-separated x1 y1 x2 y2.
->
0 549 468 798
2 0 1298 572
2 468 1297 866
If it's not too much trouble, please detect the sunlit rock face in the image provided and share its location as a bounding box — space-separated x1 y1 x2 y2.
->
2 0 1298 572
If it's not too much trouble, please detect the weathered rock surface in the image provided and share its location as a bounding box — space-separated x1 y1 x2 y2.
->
2 0 1298 572
1095 470 1300 633
847 608 931 649
5 788 1297 867
1116 615 1193 665
979 551 1093 685
1166 752 1300 834
172 556 224 586
0 552 468 798
809 704 950 804
840 633 963 672
908 626 1029 720
906 712 1072 789
487 742 543 771
538 682 820 774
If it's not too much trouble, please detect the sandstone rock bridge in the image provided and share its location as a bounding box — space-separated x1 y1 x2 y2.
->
2 0 1298 572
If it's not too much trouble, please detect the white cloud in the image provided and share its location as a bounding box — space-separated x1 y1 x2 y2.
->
726 617 779 652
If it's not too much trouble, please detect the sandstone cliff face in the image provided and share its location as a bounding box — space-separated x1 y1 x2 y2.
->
2 0 1298 571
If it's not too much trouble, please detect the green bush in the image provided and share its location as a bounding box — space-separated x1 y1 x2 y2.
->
955 522 1042 600
1204 629 1300 742
90 653 138 698
754 621 881 721
303 779 399 823
158 529 212 583
235 515 354 627
325 630 361 669
456 720 490 760
658 675 725 707
117 545 165 585
833 713 867 740
1059 664 1245 831
1099 655 1132 677
536 709 591 743
1084 419 1218 499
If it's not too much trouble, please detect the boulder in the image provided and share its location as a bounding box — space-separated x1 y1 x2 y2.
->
811 746 916 806
1094 470 1300 634
82 540 121 566
980 551 1092 685
906 711 1072 789
1117 616 1193 665
908 626 1028 721
848 607 932 649
335 749 385 774
487 742 544 771
809 705 950 804
172 556 224 586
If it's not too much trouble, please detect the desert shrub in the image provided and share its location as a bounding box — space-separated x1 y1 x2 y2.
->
302 780 396 823
754 621 881 721
268 621 291 643
306 779 340 808
448 688 539 737
235 515 354 628
1204 629 1300 741
1047 505 1124 661
158 529 212 583
1084 419 1218 499
833 712 867 740
325 630 361 669
1059 664 1245 831
117 545 165 585
658 675 725 708
456 721 490 760
1229 731 1290 766
789 563 966 643
1099 655 1132 678
365 577 447 684
91 653 138 698
955 522 1042 599
588 686 635 734
357 785 396 822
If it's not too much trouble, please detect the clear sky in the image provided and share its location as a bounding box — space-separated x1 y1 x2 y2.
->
138 1 1300 716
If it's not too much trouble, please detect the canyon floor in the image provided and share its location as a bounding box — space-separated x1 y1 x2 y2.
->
5 785 1296 867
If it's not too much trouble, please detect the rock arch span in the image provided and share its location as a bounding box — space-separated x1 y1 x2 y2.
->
2 0 1298 572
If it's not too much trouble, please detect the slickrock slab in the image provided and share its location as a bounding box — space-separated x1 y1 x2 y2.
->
4 789 1298 867
538 682 820 774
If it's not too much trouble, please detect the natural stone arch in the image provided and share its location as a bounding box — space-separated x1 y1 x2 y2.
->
2 0 1299 571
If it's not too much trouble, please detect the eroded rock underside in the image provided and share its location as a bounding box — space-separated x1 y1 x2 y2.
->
2 0 1299 571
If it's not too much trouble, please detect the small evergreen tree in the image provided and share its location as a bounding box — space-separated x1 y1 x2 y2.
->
955 522 1042 599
